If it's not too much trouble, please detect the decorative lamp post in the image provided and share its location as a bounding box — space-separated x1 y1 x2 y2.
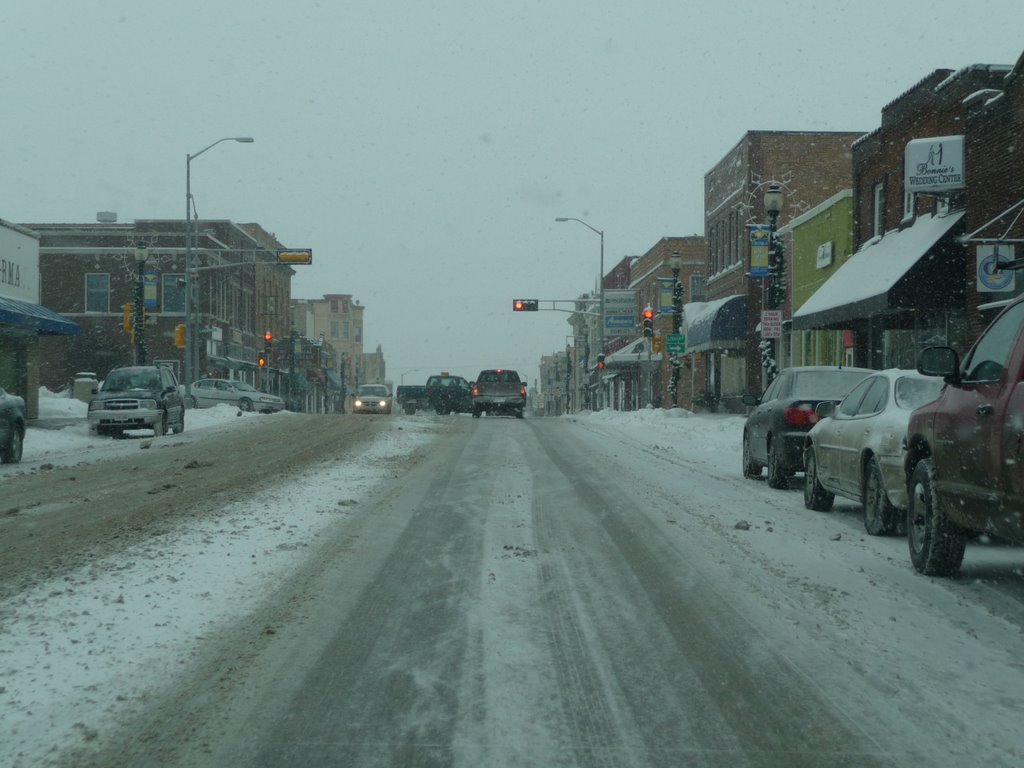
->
667 250 684 408
133 247 148 365
555 216 604 409
764 182 785 309
184 136 254 399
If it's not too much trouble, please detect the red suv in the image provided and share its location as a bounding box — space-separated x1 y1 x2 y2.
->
905 296 1024 576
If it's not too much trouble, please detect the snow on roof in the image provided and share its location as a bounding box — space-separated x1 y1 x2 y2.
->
794 212 964 319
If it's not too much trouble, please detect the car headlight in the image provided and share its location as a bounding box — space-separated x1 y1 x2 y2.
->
139 399 158 409
379 400 387 407
354 399 363 407
88 400 101 411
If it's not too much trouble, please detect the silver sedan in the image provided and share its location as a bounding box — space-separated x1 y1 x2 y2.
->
803 369 944 535
189 378 286 413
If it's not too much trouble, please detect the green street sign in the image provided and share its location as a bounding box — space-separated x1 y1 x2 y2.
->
667 333 686 354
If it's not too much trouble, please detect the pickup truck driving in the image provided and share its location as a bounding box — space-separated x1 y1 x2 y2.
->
425 373 473 415
472 368 526 418
905 296 1024 576
395 385 429 415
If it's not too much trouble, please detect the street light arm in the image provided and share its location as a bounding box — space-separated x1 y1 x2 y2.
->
188 136 255 163
555 216 603 237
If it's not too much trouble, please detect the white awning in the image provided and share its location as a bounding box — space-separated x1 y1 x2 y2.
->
604 337 662 366
793 211 964 330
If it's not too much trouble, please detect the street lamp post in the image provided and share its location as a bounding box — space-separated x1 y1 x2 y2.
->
667 250 683 408
555 216 604 409
764 182 785 309
133 247 148 365
184 136 254 399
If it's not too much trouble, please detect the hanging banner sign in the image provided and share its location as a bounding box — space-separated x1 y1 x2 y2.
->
657 278 674 314
749 225 770 277
977 245 1016 293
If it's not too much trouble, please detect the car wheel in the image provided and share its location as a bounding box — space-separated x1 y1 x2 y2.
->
515 409 524 419
189 396 199 409
863 456 898 536
472 407 481 418
172 409 185 434
153 411 167 437
766 438 789 489
404 405 415 415
907 458 967 576
742 432 763 479
803 447 834 511
239 398 254 412
1 426 23 464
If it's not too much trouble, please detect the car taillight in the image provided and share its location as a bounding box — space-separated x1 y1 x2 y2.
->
519 388 526 396
784 404 819 426
472 386 479 396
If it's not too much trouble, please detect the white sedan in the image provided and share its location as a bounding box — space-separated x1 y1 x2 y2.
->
802 369 944 535
189 378 286 413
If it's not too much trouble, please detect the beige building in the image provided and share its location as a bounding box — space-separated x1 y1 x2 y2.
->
290 293 368 387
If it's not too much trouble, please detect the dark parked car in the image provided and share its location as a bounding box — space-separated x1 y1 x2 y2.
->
803 369 944 534
742 365 874 488
395 384 429 415
88 365 185 438
905 296 1024 575
0 385 27 464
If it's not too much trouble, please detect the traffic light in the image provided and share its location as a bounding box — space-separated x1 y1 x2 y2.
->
597 353 606 370
258 354 267 368
262 330 273 367
513 299 539 311
642 307 654 338
174 324 186 349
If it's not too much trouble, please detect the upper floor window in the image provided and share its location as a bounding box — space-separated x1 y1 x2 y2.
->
85 273 109 313
872 182 885 237
330 300 338 313
162 273 186 313
689 275 707 303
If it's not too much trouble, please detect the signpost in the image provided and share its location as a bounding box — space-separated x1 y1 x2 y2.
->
761 310 783 339
667 333 686 355
603 289 637 337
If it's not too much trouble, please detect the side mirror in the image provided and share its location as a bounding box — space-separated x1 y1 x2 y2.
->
815 401 835 419
918 346 960 384
741 393 758 406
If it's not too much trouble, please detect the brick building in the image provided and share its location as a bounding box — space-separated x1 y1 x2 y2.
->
962 51 1024 342
701 130 863 407
29 219 293 394
793 63 1015 367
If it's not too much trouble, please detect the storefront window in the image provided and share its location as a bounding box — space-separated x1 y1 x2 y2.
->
162 273 185 313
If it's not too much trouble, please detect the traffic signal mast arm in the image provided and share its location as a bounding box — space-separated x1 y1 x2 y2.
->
511 299 601 316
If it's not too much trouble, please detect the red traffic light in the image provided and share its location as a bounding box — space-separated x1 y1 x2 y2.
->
642 307 654 320
597 353 606 370
513 299 539 311
263 330 273 343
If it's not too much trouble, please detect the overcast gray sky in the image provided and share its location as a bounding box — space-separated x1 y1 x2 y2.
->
3 1 1022 385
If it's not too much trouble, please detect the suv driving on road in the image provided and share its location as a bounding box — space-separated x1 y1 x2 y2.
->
905 297 1024 576
88 365 185 438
